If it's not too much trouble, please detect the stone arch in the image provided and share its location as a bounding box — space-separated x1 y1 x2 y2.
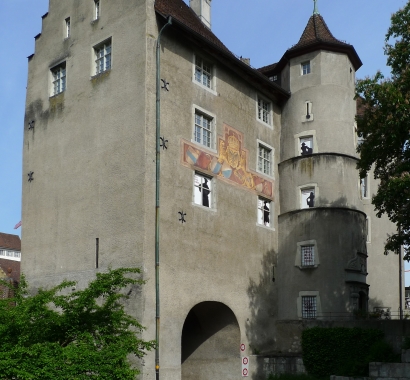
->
181 301 240 380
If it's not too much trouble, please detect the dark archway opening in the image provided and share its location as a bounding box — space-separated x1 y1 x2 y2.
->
358 291 367 311
181 301 240 380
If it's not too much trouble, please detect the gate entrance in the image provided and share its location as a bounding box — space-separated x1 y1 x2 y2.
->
181 302 240 380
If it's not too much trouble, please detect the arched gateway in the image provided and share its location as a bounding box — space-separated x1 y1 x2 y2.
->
181 302 240 380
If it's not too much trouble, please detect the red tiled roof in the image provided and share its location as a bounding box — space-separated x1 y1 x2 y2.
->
0 233 21 251
155 0 232 54
290 14 347 51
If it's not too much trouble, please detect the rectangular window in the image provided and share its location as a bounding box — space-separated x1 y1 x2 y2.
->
51 62 66 96
301 245 315 266
301 61 311 75
65 17 71 38
300 136 313 156
258 144 272 176
94 39 111 75
194 110 213 148
94 0 100 20
194 173 212 208
257 197 271 227
361 175 369 198
301 188 315 209
257 96 272 125
302 296 317 319
195 56 212 89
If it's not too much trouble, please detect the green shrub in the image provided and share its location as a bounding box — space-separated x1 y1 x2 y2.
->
301 327 398 378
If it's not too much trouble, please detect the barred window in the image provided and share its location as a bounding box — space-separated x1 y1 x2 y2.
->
257 97 271 125
301 61 311 75
95 39 111 75
301 245 314 266
194 111 213 148
51 62 66 96
302 296 317 319
258 144 272 176
195 56 212 88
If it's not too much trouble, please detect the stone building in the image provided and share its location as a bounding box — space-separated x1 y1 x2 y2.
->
21 0 401 378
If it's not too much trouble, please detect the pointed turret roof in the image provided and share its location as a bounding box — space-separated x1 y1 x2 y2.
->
258 12 362 76
290 14 347 51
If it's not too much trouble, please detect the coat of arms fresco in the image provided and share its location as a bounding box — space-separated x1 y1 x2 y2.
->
181 124 274 198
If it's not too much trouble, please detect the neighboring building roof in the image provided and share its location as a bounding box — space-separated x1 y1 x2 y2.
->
155 0 231 54
0 233 21 251
258 62 278 75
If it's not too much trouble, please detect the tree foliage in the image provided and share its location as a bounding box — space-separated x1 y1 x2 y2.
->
0 268 155 379
356 1 410 258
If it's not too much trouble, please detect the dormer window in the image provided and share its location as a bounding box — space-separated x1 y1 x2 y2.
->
301 61 311 75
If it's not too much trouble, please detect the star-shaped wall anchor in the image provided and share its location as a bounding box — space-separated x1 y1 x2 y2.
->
28 120 35 130
27 171 34 182
161 79 170 91
160 136 168 150
178 211 186 224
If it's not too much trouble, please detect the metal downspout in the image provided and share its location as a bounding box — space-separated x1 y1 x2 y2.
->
155 16 172 380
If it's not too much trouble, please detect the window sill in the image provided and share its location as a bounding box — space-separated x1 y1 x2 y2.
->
49 92 65 100
296 264 319 270
91 69 111 83
256 118 274 130
255 169 274 181
190 139 217 154
192 202 217 212
192 79 217 96
256 222 275 231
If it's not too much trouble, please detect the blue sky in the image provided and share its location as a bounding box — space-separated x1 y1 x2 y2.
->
0 0 409 282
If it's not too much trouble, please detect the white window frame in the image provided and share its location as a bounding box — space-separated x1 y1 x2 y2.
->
65 17 71 38
94 0 100 20
193 54 216 95
256 94 273 128
297 291 322 320
193 172 215 210
50 62 66 96
294 130 318 157
366 216 371 243
192 105 216 151
298 183 318 209
93 38 111 76
295 239 320 269
301 61 311 75
257 197 274 230
360 175 370 199
256 140 274 178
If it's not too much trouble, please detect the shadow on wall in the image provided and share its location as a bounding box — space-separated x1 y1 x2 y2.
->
245 250 277 380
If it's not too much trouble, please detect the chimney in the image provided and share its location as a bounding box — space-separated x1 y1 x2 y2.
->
190 0 212 29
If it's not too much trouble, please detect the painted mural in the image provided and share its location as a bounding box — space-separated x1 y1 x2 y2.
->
182 124 274 198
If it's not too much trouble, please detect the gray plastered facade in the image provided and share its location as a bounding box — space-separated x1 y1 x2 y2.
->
21 0 402 379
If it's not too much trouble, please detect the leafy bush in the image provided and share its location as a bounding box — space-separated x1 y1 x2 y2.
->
0 268 155 379
302 327 398 378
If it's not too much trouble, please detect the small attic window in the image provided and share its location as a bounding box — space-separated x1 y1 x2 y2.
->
301 61 311 75
269 75 278 82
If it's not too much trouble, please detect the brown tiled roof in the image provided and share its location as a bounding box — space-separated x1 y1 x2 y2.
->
290 14 347 51
0 233 21 251
0 258 20 283
258 62 278 74
155 0 232 54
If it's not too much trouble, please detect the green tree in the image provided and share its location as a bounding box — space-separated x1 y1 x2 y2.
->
356 1 410 259
0 268 155 379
